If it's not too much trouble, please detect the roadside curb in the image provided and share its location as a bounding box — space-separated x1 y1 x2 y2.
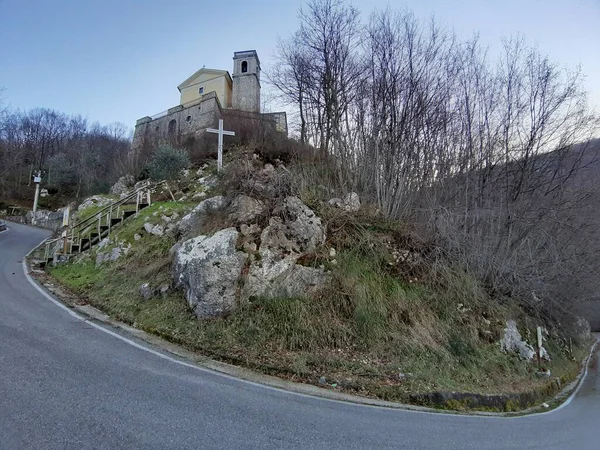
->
24 256 598 418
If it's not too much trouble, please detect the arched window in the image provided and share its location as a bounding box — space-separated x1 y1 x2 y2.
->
168 119 177 136
241 61 248 73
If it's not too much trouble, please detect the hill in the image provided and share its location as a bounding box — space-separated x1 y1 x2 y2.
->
36 146 594 411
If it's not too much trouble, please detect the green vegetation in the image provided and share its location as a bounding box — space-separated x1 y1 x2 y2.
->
46 195 588 410
147 144 191 181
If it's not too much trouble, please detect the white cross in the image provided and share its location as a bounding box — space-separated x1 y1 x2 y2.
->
206 119 235 172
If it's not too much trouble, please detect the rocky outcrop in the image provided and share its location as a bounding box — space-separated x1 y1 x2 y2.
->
171 195 329 317
274 196 326 253
500 320 550 361
228 195 265 224
328 192 361 213
110 175 135 196
173 228 247 318
243 197 328 301
78 195 113 212
95 243 131 267
144 222 165 236
177 196 224 237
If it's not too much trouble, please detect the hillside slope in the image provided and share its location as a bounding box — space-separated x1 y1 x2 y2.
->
44 149 593 411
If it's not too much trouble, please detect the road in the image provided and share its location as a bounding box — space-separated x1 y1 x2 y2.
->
0 221 598 450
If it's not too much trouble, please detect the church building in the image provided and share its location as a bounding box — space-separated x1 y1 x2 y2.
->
132 50 287 153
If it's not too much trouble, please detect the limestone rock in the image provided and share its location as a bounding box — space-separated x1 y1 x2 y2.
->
177 196 224 237
328 192 361 212
328 198 343 208
228 195 265 224
242 241 257 253
95 243 131 267
110 175 135 196
500 320 550 361
342 192 360 212
78 195 113 212
144 222 165 236
172 228 247 318
139 283 153 300
240 223 261 236
243 197 328 300
275 196 325 253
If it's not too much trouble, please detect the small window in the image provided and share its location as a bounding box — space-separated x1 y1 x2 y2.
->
241 61 248 73
168 119 176 136
186 115 192 122
199 87 204 94
155 126 159 132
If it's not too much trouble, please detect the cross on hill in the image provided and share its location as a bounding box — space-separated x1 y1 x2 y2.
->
206 119 235 172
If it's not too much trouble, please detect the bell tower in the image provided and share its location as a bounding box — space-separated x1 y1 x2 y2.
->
232 50 261 112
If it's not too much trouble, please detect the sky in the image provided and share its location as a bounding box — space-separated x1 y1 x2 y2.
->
1 0 598 132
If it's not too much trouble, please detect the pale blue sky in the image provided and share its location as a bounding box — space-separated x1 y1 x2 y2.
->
1 0 598 130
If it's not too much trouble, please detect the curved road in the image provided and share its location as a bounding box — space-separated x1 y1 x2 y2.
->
1 222 598 450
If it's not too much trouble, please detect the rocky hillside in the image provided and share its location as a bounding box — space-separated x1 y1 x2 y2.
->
45 148 594 411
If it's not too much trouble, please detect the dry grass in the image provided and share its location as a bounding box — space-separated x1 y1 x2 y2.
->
45 152 590 408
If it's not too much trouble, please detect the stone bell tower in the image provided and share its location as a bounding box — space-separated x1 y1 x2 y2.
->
232 50 261 113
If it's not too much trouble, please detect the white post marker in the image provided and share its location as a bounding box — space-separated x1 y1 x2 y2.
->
206 119 235 172
32 172 42 226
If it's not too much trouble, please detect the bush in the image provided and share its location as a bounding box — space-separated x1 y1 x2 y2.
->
146 143 190 181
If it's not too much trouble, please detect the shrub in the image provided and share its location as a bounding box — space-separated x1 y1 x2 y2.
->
146 143 190 181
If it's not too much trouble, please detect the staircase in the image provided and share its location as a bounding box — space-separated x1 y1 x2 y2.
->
39 181 166 266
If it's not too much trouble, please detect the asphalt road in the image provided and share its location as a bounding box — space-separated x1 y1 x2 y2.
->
1 221 598 450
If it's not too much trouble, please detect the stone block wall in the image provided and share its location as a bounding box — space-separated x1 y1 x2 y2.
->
232 74 260 113
132 92 222 152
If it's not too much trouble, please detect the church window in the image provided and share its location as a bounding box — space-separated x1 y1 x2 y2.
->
168 119 177 136
199 87 204 94
241 61 248 73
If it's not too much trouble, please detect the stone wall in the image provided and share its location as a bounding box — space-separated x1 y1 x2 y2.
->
132 92 222 152
263 112 288 134
232 74 261 113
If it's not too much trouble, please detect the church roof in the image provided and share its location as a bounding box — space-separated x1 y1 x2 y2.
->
177 68 232 92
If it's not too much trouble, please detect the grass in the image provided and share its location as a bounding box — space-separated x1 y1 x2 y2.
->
45 192 590 410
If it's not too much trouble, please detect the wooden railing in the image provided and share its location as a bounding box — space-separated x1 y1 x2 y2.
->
34 180 172 265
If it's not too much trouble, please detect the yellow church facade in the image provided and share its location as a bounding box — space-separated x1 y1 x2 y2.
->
178 69 233 109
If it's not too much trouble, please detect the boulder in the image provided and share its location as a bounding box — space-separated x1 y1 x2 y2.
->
342 192 360 212
228 195 265 224
328 192 361 213
243 197 328 300
139 283 153 300
274 196 325 253
78 195 113 212
177 196 224 237
144 222 164 236
110 175 135 196
328 198 343 208
172 228 247 318
240 223 261 236
95 243 131 267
